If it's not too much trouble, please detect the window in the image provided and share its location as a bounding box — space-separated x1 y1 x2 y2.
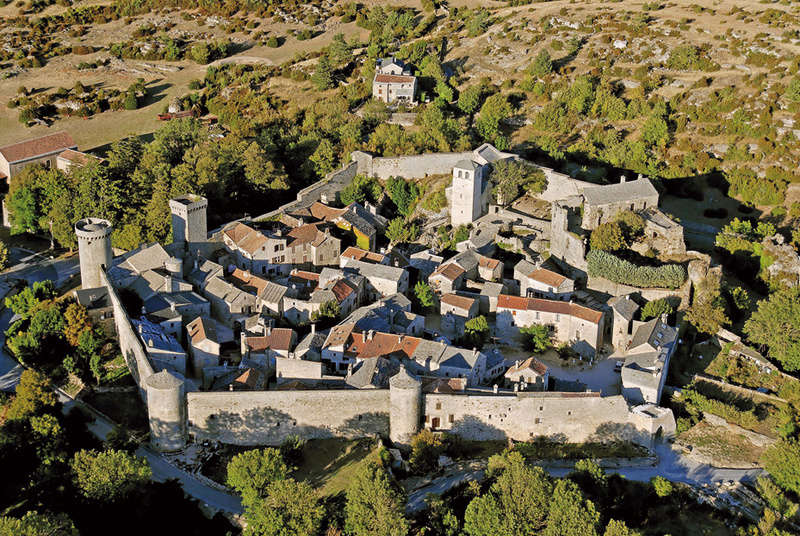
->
435 402 442 410
535 418 541 424
539 406 543 411
449 414 454 423
556 314 560 321
535 311 540 320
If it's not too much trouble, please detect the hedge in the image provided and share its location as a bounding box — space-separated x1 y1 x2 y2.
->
587 249 686 289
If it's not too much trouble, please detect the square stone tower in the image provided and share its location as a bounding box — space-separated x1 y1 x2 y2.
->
450 160 486 227
169 194 208 247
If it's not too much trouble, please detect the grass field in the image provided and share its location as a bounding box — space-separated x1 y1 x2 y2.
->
678 420 766 467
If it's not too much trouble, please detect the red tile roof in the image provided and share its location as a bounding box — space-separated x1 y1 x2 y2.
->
57 149 101 166
309 201 346 221
478 257 501 270
506 356 548 376
432 263 466 281
375 74 415 84
330 279 355 302
497 294 603 324
341 246 386 264
440 293 476 311
0 131 76 164
287 223 324 247
343 331 421 360
528 268 567 287
245 328 295 352
228 268 269 296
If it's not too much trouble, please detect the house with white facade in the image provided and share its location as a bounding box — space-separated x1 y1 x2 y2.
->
186 316 220 375
504 357 549 392
496 295 605 357
341 258 409 301
439 293 479 337
514 259 574 301
372 57 417 105
618 317 677 405
132 317 187 376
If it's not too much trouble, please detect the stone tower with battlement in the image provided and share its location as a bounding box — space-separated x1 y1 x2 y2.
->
450 160 487 227
389 367 422 447
169 194 208 248
145 369 186 452
75 217 113 289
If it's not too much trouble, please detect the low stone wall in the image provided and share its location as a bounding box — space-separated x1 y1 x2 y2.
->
586 275 692 308
186 390 391 445
356 151 473 179
102 269 154 400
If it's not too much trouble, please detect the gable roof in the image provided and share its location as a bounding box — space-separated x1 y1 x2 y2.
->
57 149 102 167
505 356 548 376
187 316 218 345
528 268 567 287
608 295 639 321
228 268 269 296
497 295 604 324
374 74 415 84
454 159 481 172
244 328 295 353
581 177 658 206
440 293 476 311
341 246 387 264
0 131 76 164
432 263 466 282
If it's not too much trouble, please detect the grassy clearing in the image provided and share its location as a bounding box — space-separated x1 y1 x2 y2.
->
678 421 766 467
293 437 383 497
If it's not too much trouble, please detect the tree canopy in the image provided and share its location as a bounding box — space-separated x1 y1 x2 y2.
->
345 460 409 536
745 287 800 371
70 449 152 502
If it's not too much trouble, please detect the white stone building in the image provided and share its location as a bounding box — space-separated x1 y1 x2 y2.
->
514 259 574 301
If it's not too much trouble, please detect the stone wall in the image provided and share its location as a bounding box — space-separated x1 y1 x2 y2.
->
102 269 154 399
586 275 692 308
186 390 391 445
422 392 653 445
356 151 473 179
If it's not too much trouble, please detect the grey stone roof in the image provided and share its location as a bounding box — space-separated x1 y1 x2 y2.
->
74 287 110 309
608 295 639 322
295 329 328 360
260 281 288 304
454 159 481 172
146 369 184 390
389 367 421 389
346 356 400 389
629 318 677 353
340 293 416 334
581 177 658 207
188 258 224 288
342 258 405 282
514 258 538 277
473 143 511 164
480 281 505 297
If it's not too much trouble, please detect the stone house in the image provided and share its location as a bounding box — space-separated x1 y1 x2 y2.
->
341 258 409 301
514 259 574 301
186 316 220 376
440 293 479 337
0 131 77 185
202 276 257 325
504 357 549 392
496 295 605 358
640 207 686 255
340 293 424 337
372 57 417 105
227 268 287 317
241 326 297 371
73 287 112 324
428 249 502 294
618 317 677 405
340 246 388 266
429 263 466 294
307 202 387 252
607 295 640 352
132 317 187 376
580 177 659 230
448 160 490 226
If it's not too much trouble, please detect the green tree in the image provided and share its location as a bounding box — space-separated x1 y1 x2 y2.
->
244 479 324 536
520 324 551 353
345 460 409 536
744 287 800 371
7 369 57 421
475 94 512 146
590 222 626 252
650 476 673 497
123 90 138 110
458 85 484 118
340 175 382 206
464 315 490 346
7 183 39 235
227 448 289 506
386 217 418 244
543 479 600 536
311 55 335 91
0 240 9 271
311 300 340 322
464 451 552 536
762 440 800 495
71 449 151 502
329 32 352 66
640 299 673 321
785 77 800 103
641 114 669 147
190 42 211 64
63 302 91 347
309 138 337 177
409 429 444 474
529 50 553 78
414 280 435 310
386 177 420 217
615 210 644 239
490 160 547 205
603 520 641 536
0 511 78 536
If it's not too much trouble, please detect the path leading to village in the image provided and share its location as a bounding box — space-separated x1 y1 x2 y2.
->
406 440 764 513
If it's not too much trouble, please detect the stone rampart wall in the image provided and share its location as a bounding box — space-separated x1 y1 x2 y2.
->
586 275 692 308
357 151 473 179
186 390 391 445
102 269 154 399
422 392 652 445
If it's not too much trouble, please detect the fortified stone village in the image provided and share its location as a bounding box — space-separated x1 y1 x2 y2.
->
44 133 693 454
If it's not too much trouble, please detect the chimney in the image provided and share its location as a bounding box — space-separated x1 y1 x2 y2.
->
194 258 199 271
138 324 143 333
367 330 374 341
347 362 353 377
394 259 399 267
620 175 627 183
493 384 498 394
513 383 519 393
267 325 272 336
148 339 153 347
164 274 172 292
311 323 316 335
515 360 520 369
229 383 234 391
661 313 668 324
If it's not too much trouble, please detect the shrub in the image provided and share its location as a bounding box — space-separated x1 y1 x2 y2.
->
640 298 674 321
586 250 686 289
266 36 279 48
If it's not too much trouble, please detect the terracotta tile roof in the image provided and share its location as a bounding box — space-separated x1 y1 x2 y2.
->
325 323 355 347
238 231 269 255
422 377 467 393
374 74 415 84
432 263 466 281
290 270 320 282
245 328 295 352
233 368 262 390
330 279 355 302
440 293 476 311
57 149 102 166
497 295 603 324
223 222 256 244
0 131 76 163
478 256 501 270
287 223 324 246
309 201 346 221
187 316 218 345
228 268 269 295
341 246 386 264
528 268 567 287
341 331 422 360
506 356 548 376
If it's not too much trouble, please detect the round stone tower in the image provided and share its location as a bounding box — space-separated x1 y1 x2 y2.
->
389 367 422 447
145 370 186 452
75 217 113 289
